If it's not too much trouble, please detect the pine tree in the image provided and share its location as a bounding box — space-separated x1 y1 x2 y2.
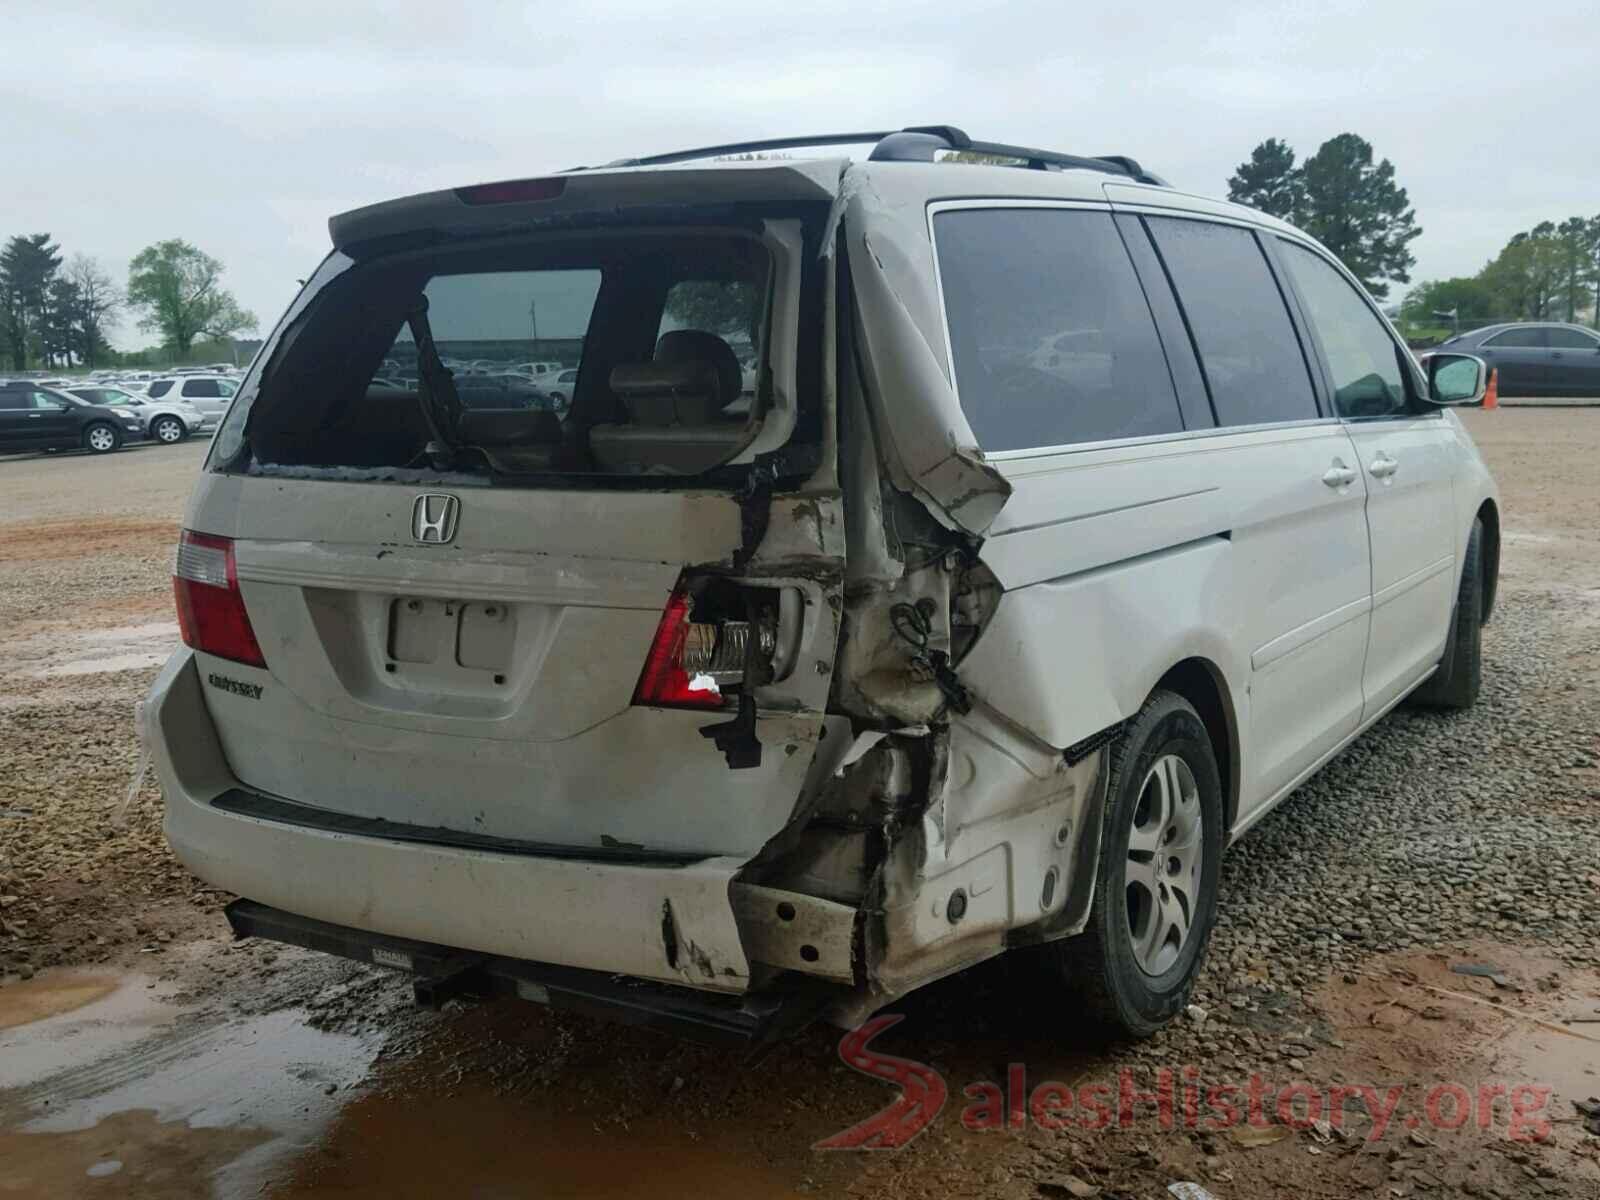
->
1226 138 1303 222
1297 134 1421 300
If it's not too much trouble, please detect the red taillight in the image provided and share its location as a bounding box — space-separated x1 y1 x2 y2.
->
454 177 566 206
631 585 726 710
173 530 266 669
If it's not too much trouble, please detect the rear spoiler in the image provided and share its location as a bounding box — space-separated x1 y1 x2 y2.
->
329 159 845 253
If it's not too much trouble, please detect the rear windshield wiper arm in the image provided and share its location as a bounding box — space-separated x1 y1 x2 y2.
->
404 296 464 464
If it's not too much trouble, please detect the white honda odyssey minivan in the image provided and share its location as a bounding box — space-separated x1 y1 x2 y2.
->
141 126 1499 1042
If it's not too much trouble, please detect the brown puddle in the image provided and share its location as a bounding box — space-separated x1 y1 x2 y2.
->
1312 943 1600 1193
272 1083 807 1199
1318 943 1600 1105
0 1108 271 1199
0 969 384 1199
0 972 119 1031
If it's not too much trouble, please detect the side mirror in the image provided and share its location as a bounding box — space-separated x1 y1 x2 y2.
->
1425 353 1487 406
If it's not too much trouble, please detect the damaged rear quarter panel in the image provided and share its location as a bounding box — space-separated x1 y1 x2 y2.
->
842 169 1010 537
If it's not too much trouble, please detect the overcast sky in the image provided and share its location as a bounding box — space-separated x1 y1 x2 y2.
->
3 0 1595 348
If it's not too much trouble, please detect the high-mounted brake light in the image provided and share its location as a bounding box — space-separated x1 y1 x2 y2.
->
631 585 727 710
454 177 566 206
173 530 266 669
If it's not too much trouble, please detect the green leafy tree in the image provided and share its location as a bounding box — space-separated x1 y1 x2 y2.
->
1481 224 1566 320
1401 277 1496 326
1554 217 1591 323
1226 138 1304 221
0 233 63 370
662 281 761 349
126 239 257 358
1297 134 1421 300
1588 214 1600 327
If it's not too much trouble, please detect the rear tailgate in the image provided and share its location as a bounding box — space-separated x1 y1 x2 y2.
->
160 161 851 992
187 471 843 860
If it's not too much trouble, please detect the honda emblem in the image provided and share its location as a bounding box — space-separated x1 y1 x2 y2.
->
411 494 460 544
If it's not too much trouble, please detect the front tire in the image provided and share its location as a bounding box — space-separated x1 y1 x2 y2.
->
1409 519 1483 710
1044 690 1224 1038
83 422 121 454
151 415 186 444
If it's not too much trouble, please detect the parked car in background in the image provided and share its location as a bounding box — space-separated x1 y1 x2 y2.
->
1431 322 1600 397
146 374 240 419
542 368 578 407
67 385 215 443
0 382 143 453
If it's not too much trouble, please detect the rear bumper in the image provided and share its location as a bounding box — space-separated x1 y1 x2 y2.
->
223 899 832 1045
142 650 771 993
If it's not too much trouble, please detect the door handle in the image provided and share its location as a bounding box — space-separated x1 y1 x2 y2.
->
1369 453 1399 479
1322 461 1357 488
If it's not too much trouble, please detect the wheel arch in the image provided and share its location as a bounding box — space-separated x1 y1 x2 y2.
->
1475 499 1499 623
1153 657 1239 832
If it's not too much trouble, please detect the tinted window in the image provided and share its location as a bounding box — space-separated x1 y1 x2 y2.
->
1484 327 1545 348
0 390 24 410
182 379 221 398
1546 327 1600 349
1278 242 1408 419
148 380 174 397
934 208 1182 450
1146 217 1318 426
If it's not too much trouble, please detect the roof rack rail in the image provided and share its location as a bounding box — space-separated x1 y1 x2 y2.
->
592 125 1168 186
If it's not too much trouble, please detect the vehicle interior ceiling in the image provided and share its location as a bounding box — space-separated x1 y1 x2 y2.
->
244 231 773 478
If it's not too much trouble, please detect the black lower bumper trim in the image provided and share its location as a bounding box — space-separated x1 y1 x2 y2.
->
224 899 832 1047
210 787 704 867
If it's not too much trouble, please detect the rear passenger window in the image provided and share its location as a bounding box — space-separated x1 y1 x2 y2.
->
933 208 1183 451
1146 218 1318 427
1278 243 1408 419
182 379 221 398
1483 327 1545 348
1546 327 1599 350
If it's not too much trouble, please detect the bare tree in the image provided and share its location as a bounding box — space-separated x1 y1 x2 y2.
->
67 253 122 367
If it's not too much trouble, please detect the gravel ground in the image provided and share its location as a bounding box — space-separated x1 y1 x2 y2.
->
1 413 1597 1199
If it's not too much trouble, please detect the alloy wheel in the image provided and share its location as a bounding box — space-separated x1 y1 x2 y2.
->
1125 753 1204 976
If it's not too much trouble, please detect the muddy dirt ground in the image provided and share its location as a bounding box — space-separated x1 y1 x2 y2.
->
1 413 1598 1199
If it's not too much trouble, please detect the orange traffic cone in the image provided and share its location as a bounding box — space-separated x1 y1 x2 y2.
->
1483 367 1498 410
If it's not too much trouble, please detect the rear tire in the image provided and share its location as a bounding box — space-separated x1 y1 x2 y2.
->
151 415 186 444
83 422 121 454
1409 519 1483 710
1042 690 1224 1039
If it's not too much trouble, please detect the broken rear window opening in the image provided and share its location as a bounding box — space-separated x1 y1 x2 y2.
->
219 225 816 487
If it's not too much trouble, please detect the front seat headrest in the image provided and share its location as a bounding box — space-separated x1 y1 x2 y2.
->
607 329 743 426
654 330 742 406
